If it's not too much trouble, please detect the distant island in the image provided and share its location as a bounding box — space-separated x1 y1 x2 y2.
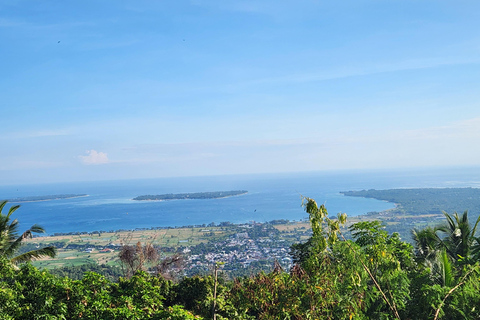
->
133 190 248 201
8 194 88 203
341 187 480 215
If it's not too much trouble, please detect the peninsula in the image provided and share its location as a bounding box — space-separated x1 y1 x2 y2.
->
9 194 88 203
341 187 480 215
133 190 248 201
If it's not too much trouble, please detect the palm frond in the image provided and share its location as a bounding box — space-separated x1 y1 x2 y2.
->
10 246 57 264
439 249 454 287
3 202 20 220
0 201 56 264
6 218 19 241
470 213 480 239
3 230 33 259
0 200 8 214
438 211 456 234
412 227 441 262
29 224 46 234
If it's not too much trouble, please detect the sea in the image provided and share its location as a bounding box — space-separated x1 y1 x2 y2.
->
1 167 480 235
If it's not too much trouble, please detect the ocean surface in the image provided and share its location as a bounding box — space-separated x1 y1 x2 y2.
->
1 167 480 235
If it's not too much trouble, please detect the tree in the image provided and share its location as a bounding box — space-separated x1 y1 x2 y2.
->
411 226 440 265
436 210 480 263
411 227 455 287
411 210 480 288
118 241 159 277
0 200 56 264
409 210 480 318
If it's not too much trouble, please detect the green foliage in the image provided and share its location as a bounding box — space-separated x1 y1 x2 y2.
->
229 241 371 319
49 263 123 281
15 263 70 319
155 305 203 319
342 188 480 216
408 210 480 319
349 222 413 319
0 257 199 319
437 210 480 264
228 200 414 319
0 257 19 319
171 276 214 317
0 200 57 265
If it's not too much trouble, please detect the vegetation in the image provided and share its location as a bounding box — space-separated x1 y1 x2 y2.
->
342 187 480 216
133 190 248 201
49 263 123 281
2 197 480 319
0 200 57 265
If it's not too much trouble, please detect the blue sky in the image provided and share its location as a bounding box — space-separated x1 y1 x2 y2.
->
1 0 480 184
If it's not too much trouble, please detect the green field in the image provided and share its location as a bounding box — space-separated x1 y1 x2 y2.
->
27 226 237 269
27 215 380 270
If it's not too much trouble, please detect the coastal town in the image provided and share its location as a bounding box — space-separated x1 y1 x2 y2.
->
26 220 315 278
183 223 297 276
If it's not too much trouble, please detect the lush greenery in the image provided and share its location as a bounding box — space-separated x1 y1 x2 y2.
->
2 198 480 319
50 263 123 281
0 200 57 265
342 187 480 215
133 190 248 201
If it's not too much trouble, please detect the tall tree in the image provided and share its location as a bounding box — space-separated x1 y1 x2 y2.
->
437 210 480 263
411 226 454 287
0 200 56 264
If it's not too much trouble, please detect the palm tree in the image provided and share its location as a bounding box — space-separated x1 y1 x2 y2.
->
412 211 480 286
411 226 441 265
436 210 480 263
0 200 56 264
411 227 454 286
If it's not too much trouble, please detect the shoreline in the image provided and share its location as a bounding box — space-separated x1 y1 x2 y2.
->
132 194 247 202
132 190 248 201
8 194 89 203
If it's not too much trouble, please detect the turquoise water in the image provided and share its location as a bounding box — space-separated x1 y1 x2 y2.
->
1 168 479 234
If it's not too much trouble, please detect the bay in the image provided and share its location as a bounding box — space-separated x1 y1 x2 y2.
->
1 167 479 235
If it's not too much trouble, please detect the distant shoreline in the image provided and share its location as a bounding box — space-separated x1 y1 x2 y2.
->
8 194 89 203
132 190 248 201
341 187 480 215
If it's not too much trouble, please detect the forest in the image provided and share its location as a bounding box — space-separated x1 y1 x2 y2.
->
1 198 480 319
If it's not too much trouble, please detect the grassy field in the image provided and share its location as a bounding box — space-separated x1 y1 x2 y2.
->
26 226 237 269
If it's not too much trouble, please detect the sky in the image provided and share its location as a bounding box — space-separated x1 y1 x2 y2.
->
1 0 480 185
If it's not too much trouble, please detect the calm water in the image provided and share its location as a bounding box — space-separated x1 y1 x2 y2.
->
1 168 480 234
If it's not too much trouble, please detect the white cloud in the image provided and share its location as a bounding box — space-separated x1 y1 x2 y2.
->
79 150 109 165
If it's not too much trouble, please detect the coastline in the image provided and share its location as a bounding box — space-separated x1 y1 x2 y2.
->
8 194 89 203
132 190 248 201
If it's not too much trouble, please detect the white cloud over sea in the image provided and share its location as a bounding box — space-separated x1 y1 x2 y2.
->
79 150 109 165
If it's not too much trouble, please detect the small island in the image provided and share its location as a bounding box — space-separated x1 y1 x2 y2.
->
133 190 248 201
9 194 88 203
